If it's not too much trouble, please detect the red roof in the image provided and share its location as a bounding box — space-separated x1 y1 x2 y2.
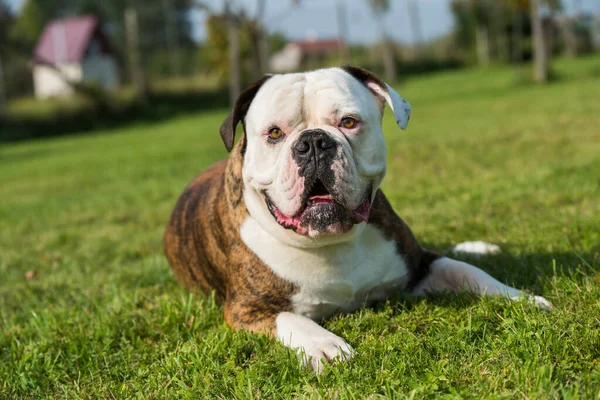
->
33 16 98 65
291 39 342 53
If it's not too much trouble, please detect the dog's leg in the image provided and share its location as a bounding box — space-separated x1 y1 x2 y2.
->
224 301 353 372
224 241 355 372
412 257 552 308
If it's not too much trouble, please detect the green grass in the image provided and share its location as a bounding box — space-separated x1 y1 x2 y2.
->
1 56 600 399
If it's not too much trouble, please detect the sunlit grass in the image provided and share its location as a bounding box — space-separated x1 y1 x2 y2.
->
1 56 599 398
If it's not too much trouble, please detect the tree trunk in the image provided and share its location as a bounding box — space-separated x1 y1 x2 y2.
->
560 17 577 58
125 7 147 104
475 24 490 65
406 0 424 58
336 0 350 64
225 0 241 104
0 51 6 117
381 34 396 83
373 11 396 82
256 0 270 76
512 11 523 64
162 0 181 77
474 0 491 65
544 18 554 62
530 0 549 83
249 26 262 80
494 2 508 62
257 27 270 74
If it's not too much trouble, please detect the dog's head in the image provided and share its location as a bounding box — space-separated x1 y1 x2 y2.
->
220 66 411 247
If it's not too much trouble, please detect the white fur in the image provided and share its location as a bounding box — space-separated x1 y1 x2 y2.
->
413 257 552 309
453 241 501 255
276 312 354 373
366 81 412 129
240 218 409 320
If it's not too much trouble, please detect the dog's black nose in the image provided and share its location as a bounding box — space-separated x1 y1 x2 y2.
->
293 129 337 165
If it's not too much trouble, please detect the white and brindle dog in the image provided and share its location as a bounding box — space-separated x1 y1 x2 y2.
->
164 66 551 372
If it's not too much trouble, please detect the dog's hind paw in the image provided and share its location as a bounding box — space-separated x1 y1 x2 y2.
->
511 294 553 309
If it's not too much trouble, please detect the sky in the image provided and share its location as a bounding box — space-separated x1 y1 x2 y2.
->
190 0 456 44
6 0 600 45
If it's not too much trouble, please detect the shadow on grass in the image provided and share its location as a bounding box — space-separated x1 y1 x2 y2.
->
368 246 599 313
0 88 230 143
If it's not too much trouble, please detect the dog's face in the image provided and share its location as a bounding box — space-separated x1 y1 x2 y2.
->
221 66 411 247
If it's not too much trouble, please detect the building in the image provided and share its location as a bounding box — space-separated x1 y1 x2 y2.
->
270 39 343 73
32 16 119 99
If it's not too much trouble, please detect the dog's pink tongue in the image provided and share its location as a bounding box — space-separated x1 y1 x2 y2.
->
352 198 371 223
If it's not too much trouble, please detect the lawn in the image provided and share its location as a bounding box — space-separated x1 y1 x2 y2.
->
1 56 599 398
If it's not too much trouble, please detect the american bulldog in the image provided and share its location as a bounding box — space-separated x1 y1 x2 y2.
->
164 66 550 372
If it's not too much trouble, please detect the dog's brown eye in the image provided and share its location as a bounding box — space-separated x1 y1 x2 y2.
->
268 127 284 140
341 117 357 129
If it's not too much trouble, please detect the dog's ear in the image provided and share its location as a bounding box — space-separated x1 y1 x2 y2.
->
219 75 272 152
340 65 411 130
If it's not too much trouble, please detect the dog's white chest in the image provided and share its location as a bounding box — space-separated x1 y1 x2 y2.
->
240 218 409 320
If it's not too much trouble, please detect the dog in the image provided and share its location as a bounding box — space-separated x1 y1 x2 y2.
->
164 66 551 372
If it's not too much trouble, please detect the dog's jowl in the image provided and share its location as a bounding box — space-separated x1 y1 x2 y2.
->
164 65 551 372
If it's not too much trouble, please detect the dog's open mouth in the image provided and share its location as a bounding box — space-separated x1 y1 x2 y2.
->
264 179 371 235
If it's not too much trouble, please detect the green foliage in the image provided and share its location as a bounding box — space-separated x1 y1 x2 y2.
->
368 0 390 14
147 48 201 78
269 32 287 56
0 3 34 100
0 1 14 47
10 0 43 45
1 56 600 397
449 0 564 64
450 0 478 56
202 12 283 85
203 14 234 81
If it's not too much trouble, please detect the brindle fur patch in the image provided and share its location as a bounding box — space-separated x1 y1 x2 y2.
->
164 140 295 334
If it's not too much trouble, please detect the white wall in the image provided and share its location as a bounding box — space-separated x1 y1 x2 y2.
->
33 63 82 99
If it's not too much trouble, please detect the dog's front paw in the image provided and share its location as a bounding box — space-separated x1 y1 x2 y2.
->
276 312 354 373
303 336 354 373
511 294 552 309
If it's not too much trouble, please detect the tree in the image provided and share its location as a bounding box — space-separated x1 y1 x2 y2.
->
253 0 269 77
125 7 147 104
492 0 509 61
531 0 549 82
506 0 533 63
10 0 43 45
473 0 492 65
451 0 477 61
336 0 350 64
0 1 12 115
451 0 562 67
202 3 285 87
0 1 14 51
406 0 424 57
225 0 240 104
368 0 396 83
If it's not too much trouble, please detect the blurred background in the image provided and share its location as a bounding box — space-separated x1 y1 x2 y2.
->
0 0 599 141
